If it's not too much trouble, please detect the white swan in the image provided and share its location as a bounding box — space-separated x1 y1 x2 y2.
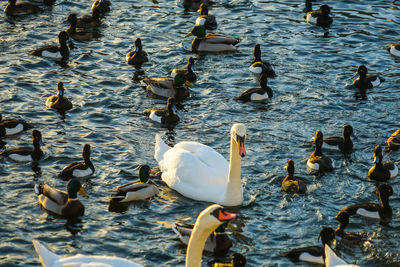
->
324 244 359 267
32 204 237 267
154 123 247 206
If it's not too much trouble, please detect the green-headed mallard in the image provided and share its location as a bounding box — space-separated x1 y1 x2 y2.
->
185 26 240 53
58 144 95 179
126 38 149 65
45 81 73 111
141 73 193 102
195 4 217 30
235 74 273 102
34 179 88 217
281 159 306 194
249 44 276 78
66 14 101 41
109 164 159 202
144 97 179 125
0 130 44 162
170 57 197 83
0 113 33 137
307 130 334 173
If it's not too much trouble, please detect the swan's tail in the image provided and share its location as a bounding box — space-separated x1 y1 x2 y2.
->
32 239 60 267
154 134 170 163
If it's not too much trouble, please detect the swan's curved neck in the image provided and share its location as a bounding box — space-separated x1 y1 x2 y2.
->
185 223 213 267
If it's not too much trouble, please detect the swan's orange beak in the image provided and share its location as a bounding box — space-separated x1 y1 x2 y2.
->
218 210 237 221
238 140 246 158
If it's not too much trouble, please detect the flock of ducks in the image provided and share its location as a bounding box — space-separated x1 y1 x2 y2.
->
2 0 400 266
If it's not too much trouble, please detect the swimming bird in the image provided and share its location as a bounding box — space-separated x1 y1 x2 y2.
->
4 0 43 16
70 9 102 29
210 253 247 267
306 4 333 28
126 38 149 65
0 114 33 137
32 204 236 267
35 179 88 217
29 31 69 61
66 14 101 41
172 222 232 255
324 244 360 267
386 129 400 151
109 164 159 202
170 57 197 83
368 145 398 182
58 144 95 179
235 74 273 102
141 73 193 102
281 159 307 194
144 97 179 125
0 130 44 162
334 211 368 245
352 65 384 89
183 0 213 10
337 184 393 221
195 4 217 31
91 0 111 15
314 124 354 153
387 43 400 57
185 26 240 53
307 130 334 173
45 81 72 111
155 123 246 206
281 227 336 264
249 44 276 78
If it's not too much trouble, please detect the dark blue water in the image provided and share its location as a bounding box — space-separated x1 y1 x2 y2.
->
1 0 400 266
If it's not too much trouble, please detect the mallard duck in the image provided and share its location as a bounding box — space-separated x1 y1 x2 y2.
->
281 227 335 264
33 204 236 267
281 159 306 194
314 124 354 153
249 44 276 78
70 9 102 29
126 38 149 65
307 130 334 173
172 222 232 255
141 73 193 102
91 0 111 16
211 253 246 267
337 184 393 220
30 31 69 61
155 123 246 206
58 144 95 179
45 81 73 111
352 65 384 89
386 129 400 151
66 14 101 41
387 43 400 57
0 114 33 137
185 26 240 53
235 74 273 102
5 0 43 16
368 145 398 182
334 211 368 245
306 4 333 28
324 244 359 267
109 165 159 202
170 57 197 83
0 130 44 162
183 0 213 10
195 3 217 30
144 97 179 124
35 179 88 217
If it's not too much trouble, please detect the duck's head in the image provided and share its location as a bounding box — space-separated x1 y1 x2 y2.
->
187 56 195 66
377 184 393 198
318 227 335 246
167 97 175 105
195 204 237 234
57 82 65 97
320 5 331 15
343 124 354 139
32 130 45 146
138 164 156 183
334 211 350 225
82 144 91 162
357 65 368 78
285 159 295 177
67 13 78 25
231 123 246 158
185 26 206 38
314 130 323 148
373 145 383 164
58 31 69 43
198 3 209 15
9 0 17 5
134 38 142 52
173 73 193 87
253 44 261 59
67 179 88 198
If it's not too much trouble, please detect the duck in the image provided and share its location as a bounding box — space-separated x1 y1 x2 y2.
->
66 14 101 41
307 130 335 173
126 38 149 65
4 0 43 16
337 184 393 220
306 4 333 28
29 31 69 61
144 97 179 125
324 244 359 267
334 211 368 245
235 74 273 102
352 65 384 89
183 0 213 10
58 144 94 179
34 179 88 217
0 114 33 137
172 221 232 255
0 130 44 162
281 159 307 194
170 57 197 83
386 129 400 151
314 124 354 153
109 164 159 202
91 0 111 15
210 253 247 267
387 43 400 57
155 123 246 206
70 9 102 29
249 44 276 78
45 81 73 111
141 73 193 102
195 3 217 31
368 145 398 182
33 204 237 267
185 26 240 53
281 227 336 264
